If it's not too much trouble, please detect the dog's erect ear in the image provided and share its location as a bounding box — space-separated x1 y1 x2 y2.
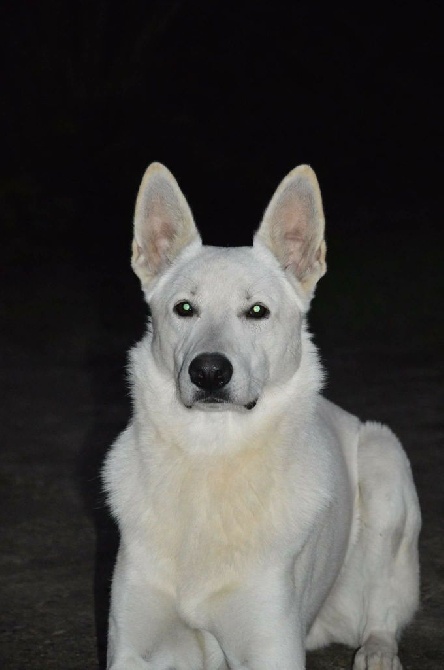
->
254 165 326 295
131 163 201 286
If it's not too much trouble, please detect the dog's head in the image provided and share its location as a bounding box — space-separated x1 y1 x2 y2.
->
131 163 326 412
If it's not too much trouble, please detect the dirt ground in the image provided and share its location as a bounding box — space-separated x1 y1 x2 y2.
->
1 228 443 669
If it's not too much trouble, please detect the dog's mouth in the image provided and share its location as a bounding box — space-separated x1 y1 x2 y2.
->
185 391 258 411
198 396 227 408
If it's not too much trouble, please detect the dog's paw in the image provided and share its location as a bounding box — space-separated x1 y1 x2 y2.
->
353 637 402 670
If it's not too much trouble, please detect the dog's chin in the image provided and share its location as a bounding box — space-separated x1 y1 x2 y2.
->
183 395 258 412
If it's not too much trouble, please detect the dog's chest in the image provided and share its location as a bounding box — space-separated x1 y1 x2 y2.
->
142 441 283 617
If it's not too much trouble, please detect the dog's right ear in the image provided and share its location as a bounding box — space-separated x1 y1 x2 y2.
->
131 163 201 286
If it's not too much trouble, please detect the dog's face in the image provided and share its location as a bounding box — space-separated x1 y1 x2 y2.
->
131 163 326 412
147 245 304 411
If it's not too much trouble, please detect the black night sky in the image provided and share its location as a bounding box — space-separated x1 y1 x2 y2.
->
2 2 441 254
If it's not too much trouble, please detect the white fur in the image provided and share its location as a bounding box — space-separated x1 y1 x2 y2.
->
102 164 421 670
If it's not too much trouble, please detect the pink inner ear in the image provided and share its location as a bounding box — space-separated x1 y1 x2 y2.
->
280 189 310 231
272 194 320 278
146 214 176 271
275 201 307 259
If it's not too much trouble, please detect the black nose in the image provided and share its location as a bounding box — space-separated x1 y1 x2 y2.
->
188 353 233 391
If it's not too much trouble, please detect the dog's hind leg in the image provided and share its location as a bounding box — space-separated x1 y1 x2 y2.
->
307 422 421 668
350 422 421 669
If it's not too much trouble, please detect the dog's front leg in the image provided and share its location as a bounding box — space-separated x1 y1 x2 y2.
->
106 547 166 670
210 577 305 670
107 546 204 670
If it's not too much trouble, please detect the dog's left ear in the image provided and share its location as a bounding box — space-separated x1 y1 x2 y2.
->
131 163 201 287
254 165 326 296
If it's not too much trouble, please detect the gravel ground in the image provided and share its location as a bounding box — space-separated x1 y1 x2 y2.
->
1 229 442 669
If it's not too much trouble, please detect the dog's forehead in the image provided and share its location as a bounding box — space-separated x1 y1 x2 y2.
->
170 245 283 298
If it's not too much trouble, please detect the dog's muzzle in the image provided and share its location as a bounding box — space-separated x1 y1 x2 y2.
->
185 352 257 410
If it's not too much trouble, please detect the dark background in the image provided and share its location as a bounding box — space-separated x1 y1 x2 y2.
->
2 1 441 251
1 2 443 669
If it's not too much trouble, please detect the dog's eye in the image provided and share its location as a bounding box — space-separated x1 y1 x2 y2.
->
246 304 270 319
174 301 195 317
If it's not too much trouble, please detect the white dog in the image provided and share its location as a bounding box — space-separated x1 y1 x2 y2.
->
102 163 421 670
